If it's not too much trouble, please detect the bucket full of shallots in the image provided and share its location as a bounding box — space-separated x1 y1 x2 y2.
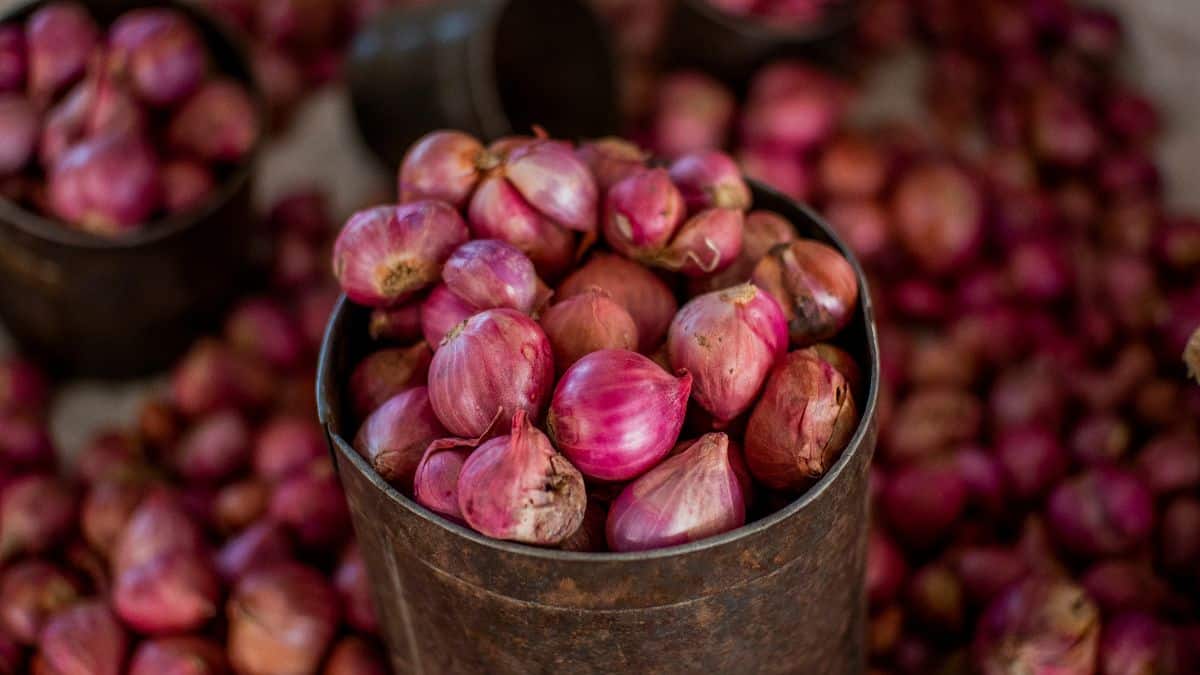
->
317 129 879 674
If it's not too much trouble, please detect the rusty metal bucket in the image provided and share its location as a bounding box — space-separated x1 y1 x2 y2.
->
317 182 879 674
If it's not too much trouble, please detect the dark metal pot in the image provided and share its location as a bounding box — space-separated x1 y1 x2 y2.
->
317 181 879 674
662 0 861 86
0 0 263 378
347 0 619 170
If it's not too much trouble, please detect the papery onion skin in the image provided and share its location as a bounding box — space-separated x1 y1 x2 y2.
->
420 284 478 349
662 207 745 277
442 239 540 314
348 342 432 419
332 201 469 308
891 161 984 275
668 284 788 424
603 168 686 261
558 253 678 352
413 438 475 523
428 308 555 439
606 433 746 552
399 130 493 208
1046 467 1154 559
252 415 326 483
353 387 447 490
751 239 859 346
668 150 751 212
456 410 586 545
540 287 639 373
504 139 598 233
467 174 576 282
745 349 857 490
548 349 692 481
0 474 77 561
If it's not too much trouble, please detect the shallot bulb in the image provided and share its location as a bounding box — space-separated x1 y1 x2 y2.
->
215 521 292 583
332 201 469 307
0 474 77 561
427 309 555 439
82 480 146 559
108 9 207 107
367 303 422 344
663 207 745 277
38 600 128 675
744 349 857 490
668 284 788 424
252 415 326 482
420 284 479 348
751 239 859 345
0 27 25 94
1047 467 1154 559
501 138 598 232
335 545 377 634
467 174 576 281
442 239 541 313
161 159 214 214
128 637 228 675
558 254 678 352
413 438 475 524
602 168 685 262
0 96 37 175
668 150 751 212
48 131 162 235
167 79 258 163
456 410 586 545
399 130 495 208
26 2 98 103
540 287 639 373
575 137 648 190
0 560 81 645
891 161 983 275
606 433 746 552
348 342 432 419
353 387 447 490
112 548 221 635
548 349 692 481
972 578 1100 675
697 210 798 293
227 562 340 675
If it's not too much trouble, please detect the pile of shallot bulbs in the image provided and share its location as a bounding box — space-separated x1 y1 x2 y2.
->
642 1 1200 673
0 188 389 673
333 128 865 552
0 2 260 236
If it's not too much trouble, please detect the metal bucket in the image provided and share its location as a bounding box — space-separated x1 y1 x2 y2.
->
346 0 619 170
317 182 880 674
0 0 264 377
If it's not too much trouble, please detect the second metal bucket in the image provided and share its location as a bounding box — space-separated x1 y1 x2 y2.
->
317 183 880 674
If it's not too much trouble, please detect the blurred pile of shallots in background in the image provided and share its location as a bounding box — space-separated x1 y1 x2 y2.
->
0 0 1197 672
